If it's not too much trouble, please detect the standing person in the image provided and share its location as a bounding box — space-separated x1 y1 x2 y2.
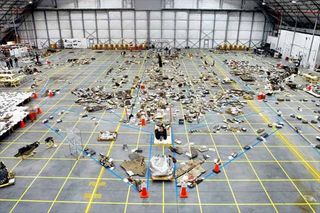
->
14 57 18 67
5 58 10 70
35 53 39 63
9 58 13 68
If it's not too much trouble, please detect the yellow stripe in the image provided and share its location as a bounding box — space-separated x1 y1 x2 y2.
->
85 51 147 213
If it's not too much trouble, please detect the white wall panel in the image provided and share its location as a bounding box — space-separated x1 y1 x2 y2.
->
97 20 108 29
110 20 121 30
101 0 122 8
215 30 226 40
176 30 187 39
71 20 83 30
200 0 220 9
61 30 71 39
150 20 161 29
78 0 97 8
34 12 45 21
175 0 197 8
150 30 161 39
35 21 46 30
176 12 188 20
71 11 82 19
202 20 214 30
83 11 95 20
176 21 187 30
56 0 75 8
163 30 174 38
97 11 108 20
136 11 147 19
163 20 174 30
189 30 199 39
97 30 109 38
202 13 214 21
163 11 175 20
150 11 161 19
19 8 266 49
228 21 239 30
189 20 200 30
84 20 96 30
267 29 320 69
136 20 147 30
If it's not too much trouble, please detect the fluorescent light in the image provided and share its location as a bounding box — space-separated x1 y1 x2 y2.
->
292 0 297 3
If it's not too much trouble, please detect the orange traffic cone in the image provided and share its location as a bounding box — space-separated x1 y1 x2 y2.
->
140 117 146 126
48 90 54 97
213 163 221 174
180 181 188 198
33 93 38 99
37 107 42 114
20 120 26 128
140 181 149 198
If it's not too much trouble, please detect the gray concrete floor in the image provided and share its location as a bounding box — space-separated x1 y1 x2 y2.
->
0 49 319 213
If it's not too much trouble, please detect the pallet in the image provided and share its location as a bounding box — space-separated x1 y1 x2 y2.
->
306 90 320 98
151 175 173 181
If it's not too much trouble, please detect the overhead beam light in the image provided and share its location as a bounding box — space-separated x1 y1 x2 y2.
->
262 1 266 5
291 0 297 3
28 0 33 4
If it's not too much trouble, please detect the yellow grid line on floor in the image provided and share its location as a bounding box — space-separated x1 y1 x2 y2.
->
208 51 319 213
8 52 114 213
84 52 146 213
0 51 92 157
191 53 278 212
47 53 125 213
181 57 237 213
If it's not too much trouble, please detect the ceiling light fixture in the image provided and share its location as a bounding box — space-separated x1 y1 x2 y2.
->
262 1 266 5
291 0 297 3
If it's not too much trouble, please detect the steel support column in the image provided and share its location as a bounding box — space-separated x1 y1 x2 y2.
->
69 10 73 38
212 11 216 48
262 15 267 43
107 11 111 43
57 11 62 42
236 12 242 44
276 15 283 50
186 11 190 48
24 21 30 45
31 12 38 47
289 18 297 56
134 10 137 44
225 11 229 43
199 11 203 48
95 10 99 43
248 12 255 48
174 11 176 48
307 14 319 64
81 10 85 38
160 11 163 47
44 11 50 46
120 10 123 44
147 11 150 44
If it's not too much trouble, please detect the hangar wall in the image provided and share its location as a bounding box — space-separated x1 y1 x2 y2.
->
267 29 320 70
17 0 270 49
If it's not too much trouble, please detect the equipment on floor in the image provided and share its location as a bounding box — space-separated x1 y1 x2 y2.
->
150 155 174 180
0 162 15 188
14 141 40 159
97 131 117 141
